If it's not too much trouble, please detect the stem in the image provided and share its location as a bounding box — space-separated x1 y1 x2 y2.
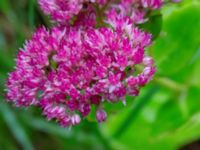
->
153 77 187 92
113 86 159 138
0 101 34 150
94 3 111 28
28 0 35 28
96 126 112 150
85 121 113 150
94 4 104 28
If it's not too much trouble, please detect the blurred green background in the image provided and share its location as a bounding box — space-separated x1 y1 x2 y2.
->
0 0 200 150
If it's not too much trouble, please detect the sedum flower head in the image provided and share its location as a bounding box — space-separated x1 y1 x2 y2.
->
38 0 109 23
6 25 155 126
39 0 163 23
5 0 164 127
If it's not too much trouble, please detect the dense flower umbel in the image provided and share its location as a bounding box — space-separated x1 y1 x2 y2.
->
6 26 155 126
38 0 109 23
39 0 163 23
6 0 160 127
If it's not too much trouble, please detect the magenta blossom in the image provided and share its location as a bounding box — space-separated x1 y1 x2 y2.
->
6 25 155 126
38 0 109 23
5 0 161 127
39 0 163 23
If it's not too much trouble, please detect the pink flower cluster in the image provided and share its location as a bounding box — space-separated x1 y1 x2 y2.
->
39 0 163 23
39 0 108 22
6 0 160 127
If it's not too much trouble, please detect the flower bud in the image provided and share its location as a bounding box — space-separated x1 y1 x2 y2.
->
96 109 107 122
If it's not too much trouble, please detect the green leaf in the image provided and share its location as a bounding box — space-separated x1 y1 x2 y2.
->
113 86 159 138
0 114 19 150
28 0 36 28
0 0 10 15
0 50 15 75
0 101 34 150
152 3 200 75
100 86 162 149
152 99 185 136
140 11 163 40
189 60 200 88
172 112 200 149
186 87 200 116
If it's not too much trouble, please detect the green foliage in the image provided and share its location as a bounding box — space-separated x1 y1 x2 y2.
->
152 2 200 75
0 0 200 150
101 1 200 150
139 10 163 40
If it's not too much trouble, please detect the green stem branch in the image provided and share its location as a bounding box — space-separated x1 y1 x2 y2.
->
153 77 187 92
